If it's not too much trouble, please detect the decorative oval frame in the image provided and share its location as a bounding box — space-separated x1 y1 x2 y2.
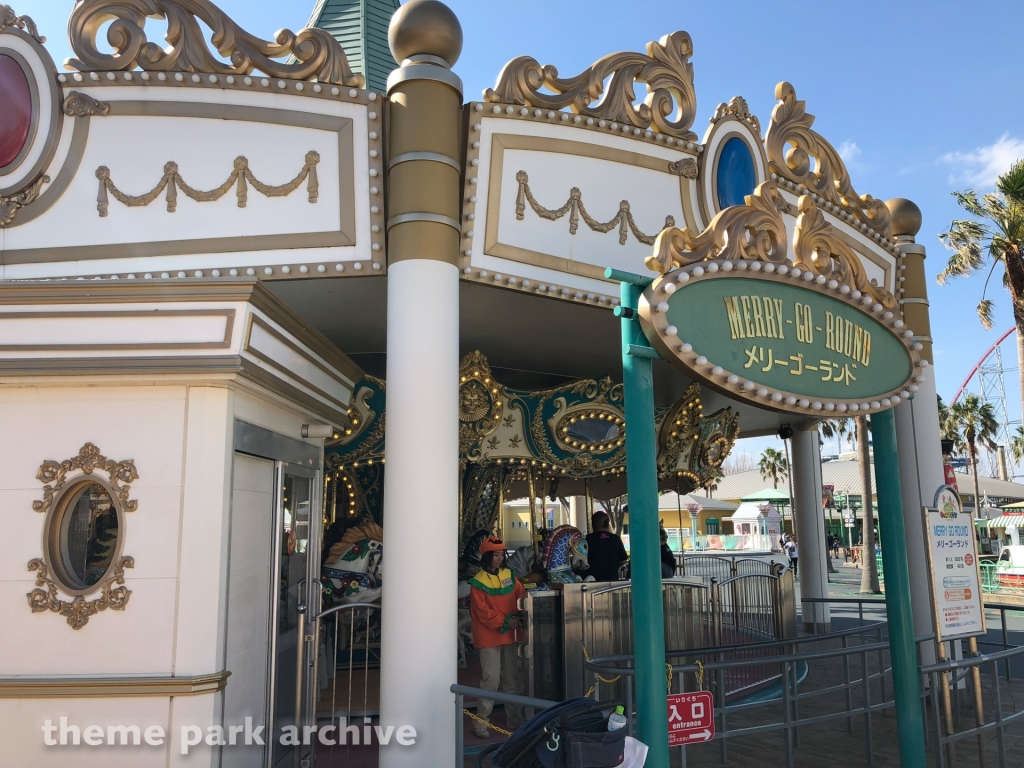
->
549 401 626 455
0 23 63 196
26 443 138 629
697 102 768 227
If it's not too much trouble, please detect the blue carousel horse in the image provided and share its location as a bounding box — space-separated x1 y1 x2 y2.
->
540 525 590 584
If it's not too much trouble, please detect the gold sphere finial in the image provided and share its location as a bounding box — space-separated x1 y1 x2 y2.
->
885 198 922 238
388 0 463 68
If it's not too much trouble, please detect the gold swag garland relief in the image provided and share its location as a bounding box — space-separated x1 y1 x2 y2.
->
64 0 363 86
95 151 320 216
27 443 140 630
765 82 892 239
485 31 698 141
515 170 676 247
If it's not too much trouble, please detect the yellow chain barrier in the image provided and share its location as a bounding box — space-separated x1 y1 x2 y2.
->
695 660 705 691
463 708 514 737
665 663 673 693
581 643 622 684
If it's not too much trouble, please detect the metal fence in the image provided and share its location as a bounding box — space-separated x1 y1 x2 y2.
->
586 622 895 767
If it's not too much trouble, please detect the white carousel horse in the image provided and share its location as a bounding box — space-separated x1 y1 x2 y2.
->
322 521 383 604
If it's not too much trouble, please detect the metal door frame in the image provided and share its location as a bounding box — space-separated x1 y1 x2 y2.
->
232 420 321 768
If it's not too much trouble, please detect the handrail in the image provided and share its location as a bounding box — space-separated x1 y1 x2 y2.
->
450 684 559 711
920 641 1024 674
312 601 381 621
586 640 892 678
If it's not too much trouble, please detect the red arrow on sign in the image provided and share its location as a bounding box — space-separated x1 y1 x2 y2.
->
667 691 715 747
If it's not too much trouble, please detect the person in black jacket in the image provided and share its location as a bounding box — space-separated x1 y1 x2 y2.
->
660 527 677 578
584 512 628 581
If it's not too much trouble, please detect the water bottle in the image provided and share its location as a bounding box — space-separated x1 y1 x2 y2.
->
607 705 627 732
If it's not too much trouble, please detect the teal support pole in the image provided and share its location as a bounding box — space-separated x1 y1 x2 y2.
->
611 270 669 766
870 408 926 768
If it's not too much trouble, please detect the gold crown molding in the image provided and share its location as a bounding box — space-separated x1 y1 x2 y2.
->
65 0 363 87
765 82 892 239
793 195 899 312
95 152 320 216
645 180 789 274
27 557 134 630
0 4 43 42
711 96 760 135
0 175 48 228
33 442 139 516
483 31 697 141
0 670 230 698
62 90 109 117
515 170 676 247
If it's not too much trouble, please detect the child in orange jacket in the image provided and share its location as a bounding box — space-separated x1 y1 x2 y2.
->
468 537 526 737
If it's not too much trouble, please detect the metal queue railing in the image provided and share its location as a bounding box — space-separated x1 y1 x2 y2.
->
299 600 382 768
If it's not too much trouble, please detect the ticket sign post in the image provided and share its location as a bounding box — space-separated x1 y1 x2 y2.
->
667 691 715 746
922 485 986 641
922 484 987 764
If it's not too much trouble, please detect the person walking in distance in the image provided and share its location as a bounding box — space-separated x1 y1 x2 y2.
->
785 536 799 578
468 537 526 738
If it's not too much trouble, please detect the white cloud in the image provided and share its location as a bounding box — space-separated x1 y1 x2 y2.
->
837 140 861 164
939 133 1024 188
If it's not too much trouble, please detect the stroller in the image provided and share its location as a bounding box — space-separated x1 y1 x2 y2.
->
477 697 628 768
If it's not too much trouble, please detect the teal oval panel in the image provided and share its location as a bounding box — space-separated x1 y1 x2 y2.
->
662 276 912 401
716 137 755 209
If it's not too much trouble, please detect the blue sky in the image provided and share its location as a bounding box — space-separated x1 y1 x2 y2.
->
28 0 1024 469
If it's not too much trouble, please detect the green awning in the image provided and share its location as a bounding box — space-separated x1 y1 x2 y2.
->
982 514 1024 528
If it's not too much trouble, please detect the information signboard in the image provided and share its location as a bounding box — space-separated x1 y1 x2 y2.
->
667 691 715 746
922 485 986 641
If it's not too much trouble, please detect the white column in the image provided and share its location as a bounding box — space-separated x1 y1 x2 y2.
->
791 428 831 632
895 374 943 654
569 495 589 534
379 260 460 766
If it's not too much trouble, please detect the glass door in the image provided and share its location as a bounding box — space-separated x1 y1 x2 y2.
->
269 461 319 768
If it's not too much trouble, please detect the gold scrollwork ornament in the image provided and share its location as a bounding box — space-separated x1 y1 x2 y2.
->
33 442 138 516
27 557 134 630
485 31 698 141
64 0 363 86
793 195 898 311
765 82 891 238
646 180 788 274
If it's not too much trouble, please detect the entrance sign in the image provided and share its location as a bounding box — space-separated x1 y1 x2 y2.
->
922 485 986 641
640 269 922 416
667 691 715 745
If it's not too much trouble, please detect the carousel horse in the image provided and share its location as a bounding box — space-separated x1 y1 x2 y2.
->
322 520 383 604
540 525 590 585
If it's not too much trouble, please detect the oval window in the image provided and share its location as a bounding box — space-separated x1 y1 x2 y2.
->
49 481 120 591
716 136 756 210
566 417 621 445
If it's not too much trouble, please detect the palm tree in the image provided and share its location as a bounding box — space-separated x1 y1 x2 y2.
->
856 416 880 594
758 447 788 489
943 393 1000 513
819 418 854 457
939 159 1024 415
1010 425 1024 464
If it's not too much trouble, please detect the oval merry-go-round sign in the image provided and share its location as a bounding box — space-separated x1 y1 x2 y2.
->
638 262 925 417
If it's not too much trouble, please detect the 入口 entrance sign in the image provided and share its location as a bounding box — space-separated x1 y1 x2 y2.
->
639 265 923 416
923 485 986 641
667 691 715 746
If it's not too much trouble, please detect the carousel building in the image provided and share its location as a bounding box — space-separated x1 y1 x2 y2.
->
0 1 943 766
